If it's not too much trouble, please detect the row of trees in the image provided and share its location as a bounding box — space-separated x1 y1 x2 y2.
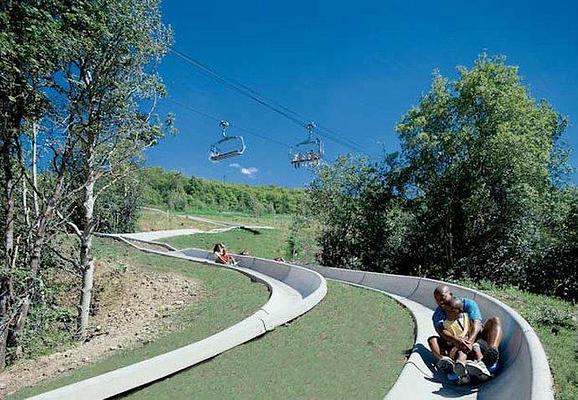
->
141 167 306 215
309 55 577 299
0 0 171 369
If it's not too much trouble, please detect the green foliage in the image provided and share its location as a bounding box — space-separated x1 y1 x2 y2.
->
19 258 77 360
457 280 578 400
1 0 172 365
139 167 305 215
20 302 76 359
534 305 576 330
310 54 577 299
92 171 143 234
309 154 414 272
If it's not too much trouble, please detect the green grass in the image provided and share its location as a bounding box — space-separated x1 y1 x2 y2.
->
136 208 219 232
160 228 292 260
10 238 269 399
11 234 415 399
175 208 294 230
147 208 319 264
121 281 414 400
156 214 578 400
458 280 578 400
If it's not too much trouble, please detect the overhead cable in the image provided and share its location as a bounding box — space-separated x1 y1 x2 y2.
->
169 48 368 155
166 99 291 149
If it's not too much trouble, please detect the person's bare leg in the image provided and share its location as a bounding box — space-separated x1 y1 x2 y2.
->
456 350 467 365
479 317 502 366
428 336 448 360
454 350 469 383
471 342 483 361
480 317 502 348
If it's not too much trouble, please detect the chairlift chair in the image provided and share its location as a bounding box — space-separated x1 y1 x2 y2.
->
289 122 323 168
208 120 246 162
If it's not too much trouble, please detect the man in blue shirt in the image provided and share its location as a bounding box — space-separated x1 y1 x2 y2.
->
428 285 502 382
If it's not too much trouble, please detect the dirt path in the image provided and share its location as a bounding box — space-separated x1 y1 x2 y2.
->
0 263 204 397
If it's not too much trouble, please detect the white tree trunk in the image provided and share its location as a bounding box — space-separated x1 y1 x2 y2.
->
77 174 96 340
32 123 39 217
0 140 15 370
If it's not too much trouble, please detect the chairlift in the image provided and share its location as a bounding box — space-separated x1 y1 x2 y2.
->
209 120 246 162
289 122 323 168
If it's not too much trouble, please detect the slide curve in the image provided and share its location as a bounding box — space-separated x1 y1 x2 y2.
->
307 265 554 400
28 237 327 400
28 235 552 400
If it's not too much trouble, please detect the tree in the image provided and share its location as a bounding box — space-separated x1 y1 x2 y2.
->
395 54 569 285
0 0 71 369
53 0 171 339
309 154 413 272
309 54 576 299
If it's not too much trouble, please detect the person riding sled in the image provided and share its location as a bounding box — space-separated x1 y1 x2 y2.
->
428 285 502 384
213 243 237 265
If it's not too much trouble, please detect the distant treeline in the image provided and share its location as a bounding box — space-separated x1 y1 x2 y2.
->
140 167 306 214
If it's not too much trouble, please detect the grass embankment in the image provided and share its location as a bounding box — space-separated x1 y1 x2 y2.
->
145 227 415 398
160 228 291 260
10 238 269 399
459 280 577 400
156 209 320 264
161 226 577 399
136 208 220 232
14 234 415 399
122 281 414 399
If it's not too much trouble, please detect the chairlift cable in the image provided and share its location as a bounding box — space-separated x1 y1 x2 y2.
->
169 48 368 155
208 74 368 153
166 99 291 149
170 49 307 129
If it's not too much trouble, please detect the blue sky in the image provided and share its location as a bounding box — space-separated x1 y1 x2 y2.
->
147 0 578 187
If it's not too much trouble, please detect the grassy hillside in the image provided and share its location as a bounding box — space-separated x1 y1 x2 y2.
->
458 280 578 400
159 219 577 400
12 239 414 399
10 238 269 398
140 167 306 215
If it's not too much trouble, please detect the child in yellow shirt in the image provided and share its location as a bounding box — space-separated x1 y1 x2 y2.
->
442 298 490 384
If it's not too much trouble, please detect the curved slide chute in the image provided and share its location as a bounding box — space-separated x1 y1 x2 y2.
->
308 265 554 400
29 235 553 400
28 238 327 400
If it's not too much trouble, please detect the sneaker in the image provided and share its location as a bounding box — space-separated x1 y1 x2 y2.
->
454 361 467 378
466 359 492 381
437 356 454 373
477 339 500 367
457 374 471 385
484 346 500 367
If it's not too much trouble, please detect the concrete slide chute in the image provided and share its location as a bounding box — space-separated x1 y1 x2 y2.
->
29 233 552 400
28 238 327 400
308 265 554 400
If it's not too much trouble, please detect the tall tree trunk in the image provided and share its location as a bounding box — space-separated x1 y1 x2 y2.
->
10 123 69 357
31 123 39 217
0 140 15 370
77 172 96 340
9 237 44 358
9 157 31 359
9 297 29 359
9 123 49 358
